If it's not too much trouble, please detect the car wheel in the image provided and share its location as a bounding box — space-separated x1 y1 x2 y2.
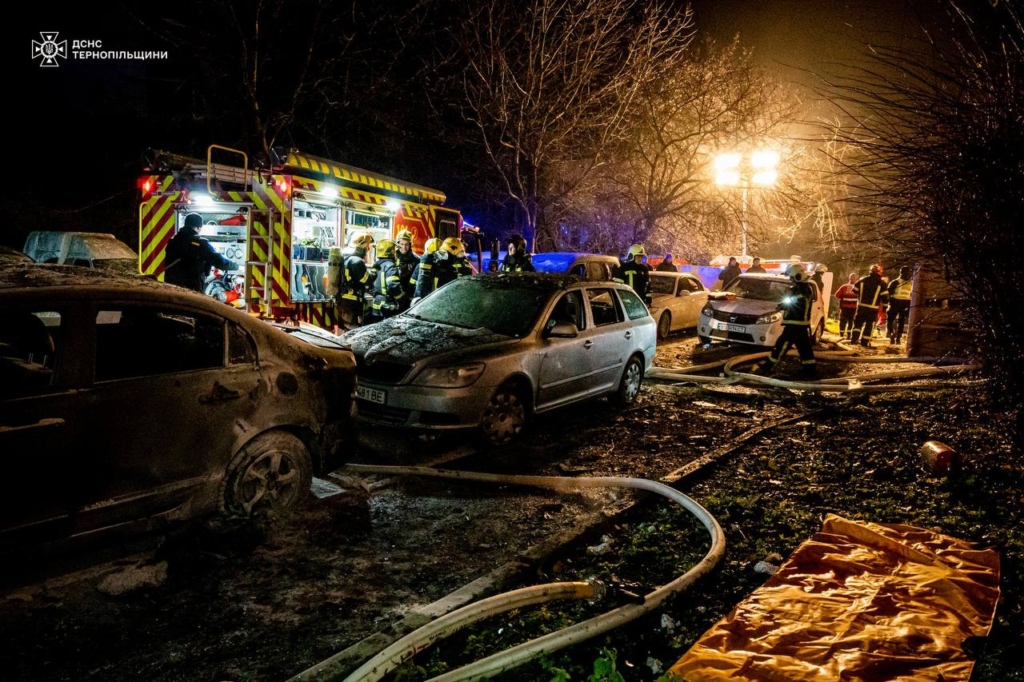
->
221 431 313 516
657 312 672 340
613 355 645 406
480 382 527 445
698 334 711 346
812 320 824 346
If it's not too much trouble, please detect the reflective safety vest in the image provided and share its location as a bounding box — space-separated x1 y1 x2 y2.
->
780 282 813 326
853 274 888 310
889 277 913 301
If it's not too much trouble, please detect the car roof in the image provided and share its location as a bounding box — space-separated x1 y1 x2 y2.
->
465 272 628 292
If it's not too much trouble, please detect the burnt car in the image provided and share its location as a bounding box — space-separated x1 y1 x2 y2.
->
340 273 656 444
0 263 357 553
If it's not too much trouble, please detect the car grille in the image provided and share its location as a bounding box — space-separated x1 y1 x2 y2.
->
356 400 411 425
712 310 761 325
355 359 412 384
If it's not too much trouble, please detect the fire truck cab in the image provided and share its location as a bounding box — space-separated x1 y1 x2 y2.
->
138 145 462 329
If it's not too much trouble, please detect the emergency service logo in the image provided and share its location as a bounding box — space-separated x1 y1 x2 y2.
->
31 32 67 67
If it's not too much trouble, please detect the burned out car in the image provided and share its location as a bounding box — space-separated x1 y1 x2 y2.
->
340 273 656 444
0 263 357 553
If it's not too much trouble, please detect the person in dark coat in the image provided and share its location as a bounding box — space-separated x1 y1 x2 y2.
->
752 264 817 378
395 229 419 310
164 213 235 292
499 234 535 272
746 257 767 274
613 244 652 306
715 256 742 290
656 253 678 272
850 264 889 347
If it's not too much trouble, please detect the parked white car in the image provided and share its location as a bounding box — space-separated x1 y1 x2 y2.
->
697 273 825 348
341 273 656 444
649 272 709 339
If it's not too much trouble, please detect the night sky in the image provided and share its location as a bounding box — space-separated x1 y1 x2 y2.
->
8 1 936 251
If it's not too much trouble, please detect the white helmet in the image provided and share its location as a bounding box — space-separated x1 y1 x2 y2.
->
787 263 811 283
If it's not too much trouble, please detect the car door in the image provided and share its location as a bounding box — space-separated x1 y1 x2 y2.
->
0 306 78 549
581 287 632 393
536 290 602 410
677 275 709 328
70 303 263 534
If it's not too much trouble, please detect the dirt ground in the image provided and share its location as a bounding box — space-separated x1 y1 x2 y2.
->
2 331 1021 682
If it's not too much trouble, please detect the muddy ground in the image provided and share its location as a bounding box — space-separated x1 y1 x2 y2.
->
1 332 1021 681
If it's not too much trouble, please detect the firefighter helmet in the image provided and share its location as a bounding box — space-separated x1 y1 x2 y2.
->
508 234 527 252
183 213 203 230
396 229 414 244
870 263 884 276
816 263 828 273
375 239 396 260
787 263 811 283
424 238 441 254
627 244 646 258
348 231 373 250
441 237 466 258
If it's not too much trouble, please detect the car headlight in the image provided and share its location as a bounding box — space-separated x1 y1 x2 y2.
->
700 303 715 317
412 363 486 388
756 311 783 324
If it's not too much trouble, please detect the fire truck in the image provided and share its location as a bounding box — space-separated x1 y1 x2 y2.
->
137 145 463 328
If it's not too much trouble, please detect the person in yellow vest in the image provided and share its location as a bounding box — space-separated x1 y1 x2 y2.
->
886 266 914 345
613 244 652 306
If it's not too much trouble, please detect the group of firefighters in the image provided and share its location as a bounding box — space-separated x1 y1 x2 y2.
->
834 264 914 347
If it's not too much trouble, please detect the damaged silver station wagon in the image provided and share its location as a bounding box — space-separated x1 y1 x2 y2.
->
0 263 357 553
340 273 657 444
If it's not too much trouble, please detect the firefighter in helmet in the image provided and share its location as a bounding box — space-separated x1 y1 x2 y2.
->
414 237 470 300
752 263 817 378
164 213 236 293
500 234 535 272
336 231 373 329
886 265 914 345
411 237 440 304
367 239 405 322
394 229 419 310
613 244 652 306
850 264 889 348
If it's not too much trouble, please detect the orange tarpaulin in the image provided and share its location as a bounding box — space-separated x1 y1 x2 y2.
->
670 514 1000 681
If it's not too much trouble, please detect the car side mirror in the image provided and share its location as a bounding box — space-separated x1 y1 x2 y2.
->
546 321 579 338
677 290 689 297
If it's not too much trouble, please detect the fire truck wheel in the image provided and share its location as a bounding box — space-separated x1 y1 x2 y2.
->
220 431 313 517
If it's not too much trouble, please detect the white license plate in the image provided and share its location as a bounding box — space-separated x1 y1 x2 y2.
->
356 385 387 405
712 320 746 333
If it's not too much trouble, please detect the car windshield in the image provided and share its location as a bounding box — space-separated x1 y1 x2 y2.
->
409 278 551 337
650 277 676 295
725 277 791 301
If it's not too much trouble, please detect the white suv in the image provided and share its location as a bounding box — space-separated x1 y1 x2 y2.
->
697 273 825 348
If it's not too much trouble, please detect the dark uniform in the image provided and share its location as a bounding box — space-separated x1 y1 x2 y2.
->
337 248 371 328
613 260 652 306
413 251 470 298
655 259 678 272
850 270 889 347
758 280 817 376
886 268 913 345
368 257 405 321
499 252 535 272
164 220 234 292
397 249 419 308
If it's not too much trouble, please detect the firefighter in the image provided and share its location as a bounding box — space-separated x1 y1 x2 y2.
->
500 234 535 272
336 231 373 329
395 229 419 310
164 213 236 292
432 237 472 288
752 263 817 378
850 264 889 347
411 237 441 304
367 239 405 322
614 244 652 306
835 272 860 339
886 265 914 345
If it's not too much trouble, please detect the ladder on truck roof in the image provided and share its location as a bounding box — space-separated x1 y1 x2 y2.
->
144 145 253 191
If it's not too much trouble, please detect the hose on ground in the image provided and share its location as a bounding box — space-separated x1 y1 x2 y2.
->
332 466 725 682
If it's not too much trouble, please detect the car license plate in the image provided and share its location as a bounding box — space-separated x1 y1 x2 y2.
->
356 385 387 405
712 320 745 333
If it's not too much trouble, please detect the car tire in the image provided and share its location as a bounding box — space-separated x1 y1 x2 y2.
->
698 334 711 346
613 355 645 406
657 312 672 340
812 320 824 346
480 382 528 445
221 431 313 517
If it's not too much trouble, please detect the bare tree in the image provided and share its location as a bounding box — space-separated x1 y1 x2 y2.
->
451 0 694 250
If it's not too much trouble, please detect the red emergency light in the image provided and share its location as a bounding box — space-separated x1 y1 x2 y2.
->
137 176 156 198
274 176 292 197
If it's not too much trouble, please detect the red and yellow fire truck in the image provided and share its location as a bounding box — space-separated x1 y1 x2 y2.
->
137 145 462 328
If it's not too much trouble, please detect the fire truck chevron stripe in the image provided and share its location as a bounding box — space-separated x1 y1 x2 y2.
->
140 196 176 274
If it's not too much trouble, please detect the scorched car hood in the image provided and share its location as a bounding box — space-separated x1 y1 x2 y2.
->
341 316 517 365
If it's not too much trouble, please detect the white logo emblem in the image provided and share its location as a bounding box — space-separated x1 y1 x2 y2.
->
31 32 67 67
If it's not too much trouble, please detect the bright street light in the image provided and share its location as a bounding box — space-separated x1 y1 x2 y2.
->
714 149 779 258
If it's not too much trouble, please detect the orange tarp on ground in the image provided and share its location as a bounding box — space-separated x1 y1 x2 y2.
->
670 514 1000 681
